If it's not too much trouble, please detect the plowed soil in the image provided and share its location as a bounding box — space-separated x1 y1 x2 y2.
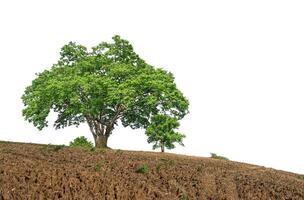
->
0 141 303 200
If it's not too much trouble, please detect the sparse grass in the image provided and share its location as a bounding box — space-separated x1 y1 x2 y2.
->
89 147 96 152
159 158 168 162
0 148 12 154
43 144 65 152
169 179 188 200
155 158 176 173
135 164 149 174
115 149 123 155
210 153 229 160
156 162 162 173
298 174 304 180
179 193 188 200
160 158 175 166
94 162 103 172
168 159 175 166
94 148 107 154
196 164 204 172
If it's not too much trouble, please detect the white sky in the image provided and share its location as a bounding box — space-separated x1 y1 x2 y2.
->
0 0 303 174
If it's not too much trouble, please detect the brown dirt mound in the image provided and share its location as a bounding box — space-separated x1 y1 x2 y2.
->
0 141 303 200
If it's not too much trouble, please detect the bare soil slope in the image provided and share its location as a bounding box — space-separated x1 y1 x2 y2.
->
0 141 303 200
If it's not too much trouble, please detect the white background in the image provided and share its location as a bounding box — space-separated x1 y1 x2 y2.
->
0 0 303 174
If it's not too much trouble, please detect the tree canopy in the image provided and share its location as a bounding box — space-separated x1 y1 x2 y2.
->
22 35 189 148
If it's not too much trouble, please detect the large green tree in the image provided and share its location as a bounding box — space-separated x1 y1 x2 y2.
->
22 35 189 148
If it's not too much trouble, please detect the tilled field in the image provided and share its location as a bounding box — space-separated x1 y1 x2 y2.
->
0 141 303 200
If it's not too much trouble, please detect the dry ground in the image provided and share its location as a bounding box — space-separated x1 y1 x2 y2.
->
0 141 303 200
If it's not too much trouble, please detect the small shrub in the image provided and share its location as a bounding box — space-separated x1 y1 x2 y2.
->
159 158 175 165
69 136 94 149
210 153 229 160
168 159 175 166
156 158 176 172
135 164 149 174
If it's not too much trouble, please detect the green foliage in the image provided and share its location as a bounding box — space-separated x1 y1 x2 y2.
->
196 164 204 172
210 153 229 160
94 148 106 154
43 144 65 152
298 174 304 180
69 136 94 149
94 162 103 172
163 158 176 166
21 35 189 147
115 149 123 155
179 193 188 200
89 147 96 152
156 158 176 173
146 114 185 152
156 162 162 173
135 164 149 174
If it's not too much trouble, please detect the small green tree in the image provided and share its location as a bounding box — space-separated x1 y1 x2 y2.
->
145 114 185 152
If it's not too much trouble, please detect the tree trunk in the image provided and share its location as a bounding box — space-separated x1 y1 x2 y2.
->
86 118 111 149
161 142 165 153
85 112 119 149
94 134 109 148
